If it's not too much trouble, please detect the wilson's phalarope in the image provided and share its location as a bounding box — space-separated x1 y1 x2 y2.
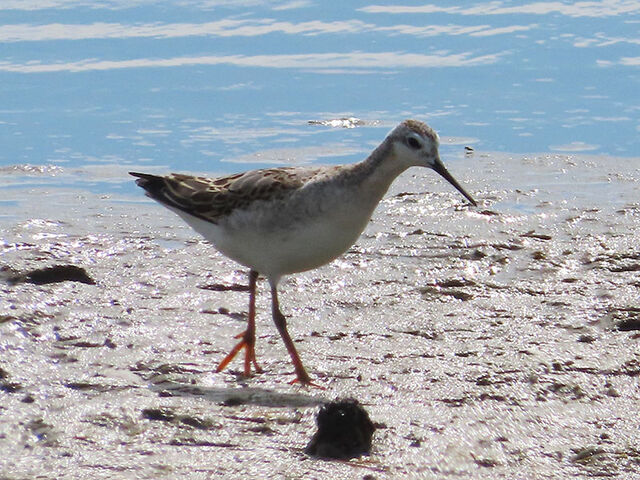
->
131 119 476 385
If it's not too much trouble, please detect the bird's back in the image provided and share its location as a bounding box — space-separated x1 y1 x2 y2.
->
131 166 376 278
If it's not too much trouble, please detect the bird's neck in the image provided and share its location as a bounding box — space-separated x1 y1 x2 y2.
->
346 140 408 200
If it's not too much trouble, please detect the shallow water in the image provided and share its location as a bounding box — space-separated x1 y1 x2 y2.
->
1 0 639 189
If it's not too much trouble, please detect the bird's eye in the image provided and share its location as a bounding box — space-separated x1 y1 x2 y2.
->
407 137 421 150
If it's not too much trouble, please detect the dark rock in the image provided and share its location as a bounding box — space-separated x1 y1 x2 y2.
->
197 282 249 292
305 399 375 459
617 317 640 332
1 381 22 393
8 265 95 285
142 408 176 422
221 396 245 407
179 415 214 430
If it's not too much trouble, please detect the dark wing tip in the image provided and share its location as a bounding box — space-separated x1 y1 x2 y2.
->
129 171 159 183
129 171 168 196
129 172 210 219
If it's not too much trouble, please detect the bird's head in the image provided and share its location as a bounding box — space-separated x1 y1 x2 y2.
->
388 119 477 206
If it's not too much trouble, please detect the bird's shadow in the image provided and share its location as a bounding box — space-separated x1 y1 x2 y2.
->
149 380 328 408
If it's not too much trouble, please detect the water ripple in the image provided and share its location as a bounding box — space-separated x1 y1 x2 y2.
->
360 1 640 18
0 19 534 42
0 51 506 73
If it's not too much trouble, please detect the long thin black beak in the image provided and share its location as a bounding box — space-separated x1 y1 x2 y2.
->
432 157 477 206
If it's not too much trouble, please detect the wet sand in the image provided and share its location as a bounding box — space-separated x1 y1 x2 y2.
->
1 152 640 479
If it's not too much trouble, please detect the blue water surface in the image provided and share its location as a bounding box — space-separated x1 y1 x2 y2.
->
1 1 639 194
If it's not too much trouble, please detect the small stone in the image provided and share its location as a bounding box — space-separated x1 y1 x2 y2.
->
305 399 375 459
577 334 596 343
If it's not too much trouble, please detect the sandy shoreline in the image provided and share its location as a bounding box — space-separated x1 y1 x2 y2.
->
1 151 640 479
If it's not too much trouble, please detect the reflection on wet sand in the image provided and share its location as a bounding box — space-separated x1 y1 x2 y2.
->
2 151 640 477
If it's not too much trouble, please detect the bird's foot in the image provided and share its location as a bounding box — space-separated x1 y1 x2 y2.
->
216 330 262 377
287 367 324 389
289 376 325 390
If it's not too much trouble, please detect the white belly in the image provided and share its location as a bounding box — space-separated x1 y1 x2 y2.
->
173 187 377 280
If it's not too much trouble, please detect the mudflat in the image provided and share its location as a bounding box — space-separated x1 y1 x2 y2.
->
1 152 639 479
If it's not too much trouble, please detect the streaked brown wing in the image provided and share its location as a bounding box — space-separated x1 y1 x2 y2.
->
131 167 316 222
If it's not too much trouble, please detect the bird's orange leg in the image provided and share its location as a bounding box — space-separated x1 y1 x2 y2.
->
270 282 322 388
216 270 262 376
